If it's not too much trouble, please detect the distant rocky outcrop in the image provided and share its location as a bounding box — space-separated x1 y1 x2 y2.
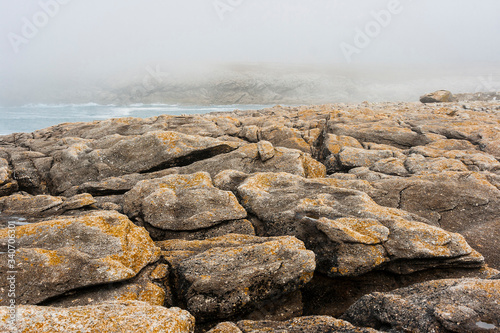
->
454 91 500 102
421 89 500 103
1 100 499 332
420 90 455 103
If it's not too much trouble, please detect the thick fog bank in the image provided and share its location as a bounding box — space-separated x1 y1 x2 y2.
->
1 0 499 106
1 62 499 106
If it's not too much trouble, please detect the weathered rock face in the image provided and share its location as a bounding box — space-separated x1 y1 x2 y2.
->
420 90 455 103
0 147 52 195
157 234 316 322
342 278 500 333
49 131 240 193
325 120 431 149
0 301 195 333
42 263 171 308
208 316 382 333
123 172 247 231
409 145 500 173
237 172 484 277
0 192 95 217
370 172 500 231
338 147 398 170
177 142 325 179
301 267 499 318
366 171 500 269
62 168 180 197
259 125 312 153
0 158 17 196
1 100 499 332
0 211 160 305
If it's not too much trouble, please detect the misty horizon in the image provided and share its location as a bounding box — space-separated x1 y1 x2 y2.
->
1 0 499 106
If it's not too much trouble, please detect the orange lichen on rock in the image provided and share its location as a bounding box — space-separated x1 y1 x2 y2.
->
0 211 161 305
0 301 195 333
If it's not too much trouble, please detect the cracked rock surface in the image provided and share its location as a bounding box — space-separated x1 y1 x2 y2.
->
1 100 499 332
342 278 500 333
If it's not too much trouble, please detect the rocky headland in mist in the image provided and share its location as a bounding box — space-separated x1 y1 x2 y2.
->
1 94 500 332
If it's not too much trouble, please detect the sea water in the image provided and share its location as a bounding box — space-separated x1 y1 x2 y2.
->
0 103 273 136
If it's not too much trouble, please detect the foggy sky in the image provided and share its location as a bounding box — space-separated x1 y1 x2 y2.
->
1 0 499 105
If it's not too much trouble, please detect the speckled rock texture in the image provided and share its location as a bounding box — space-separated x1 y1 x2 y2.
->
42 263 171 308
237 172 484 277
0 301 195 333
49 131 240 193
1 99 499 332
342 278 500 333
176 142 326 179
208 316 382 332
157 234 315 322
0 158 17 196
123 172 247 231
0 211 160 305
0 192 95 217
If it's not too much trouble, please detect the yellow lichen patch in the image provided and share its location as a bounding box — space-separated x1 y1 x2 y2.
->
238 172 284 193
152 131 183 148
111 117 135 125
2 211 160 279
150 264 169 280
115 283 166 306
137 283 166 306
384 216 476 259
330 266 350 275
299 271 314 284
332 244 389 276
0 217 73 239
67 142 90 157
0 301 195 333
96 257 137 281
316 217 389 245
66 193 96 207
298 197 325 207
302 154 326 178
32 248 63 266
157 172 213 192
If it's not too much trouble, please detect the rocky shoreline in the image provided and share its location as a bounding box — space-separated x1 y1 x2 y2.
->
1 98 499 332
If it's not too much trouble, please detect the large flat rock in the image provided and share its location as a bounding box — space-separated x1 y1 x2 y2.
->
0 193 95 218
0 301 195 333
237 172 484 277
123 172 247 231
0 211 160 305
157 234 316 322
49 131 239 193
366 171 500 269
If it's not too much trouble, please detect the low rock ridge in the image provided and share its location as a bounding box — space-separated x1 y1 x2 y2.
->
1 100 499 332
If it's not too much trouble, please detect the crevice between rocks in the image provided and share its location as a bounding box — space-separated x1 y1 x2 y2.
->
139 145 236 174
37 262 170 308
